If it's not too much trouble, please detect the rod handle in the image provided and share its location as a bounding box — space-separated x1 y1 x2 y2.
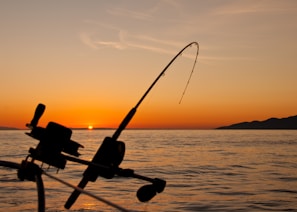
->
64 177 89 209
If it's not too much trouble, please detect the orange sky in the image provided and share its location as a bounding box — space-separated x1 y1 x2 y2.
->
1 1 297 129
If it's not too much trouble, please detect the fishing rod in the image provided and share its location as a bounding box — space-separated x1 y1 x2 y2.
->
113 41 199 140
0 41 199 211
65 41 199 209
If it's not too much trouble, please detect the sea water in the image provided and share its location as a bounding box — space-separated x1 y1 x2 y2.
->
0 130 297 211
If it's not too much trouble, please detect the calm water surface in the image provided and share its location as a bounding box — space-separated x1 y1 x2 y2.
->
0 130 297 211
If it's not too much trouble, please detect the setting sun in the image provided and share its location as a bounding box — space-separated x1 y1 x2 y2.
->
1 1 297 130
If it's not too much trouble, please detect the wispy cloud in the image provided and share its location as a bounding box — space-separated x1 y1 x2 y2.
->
78 1 201 55
106 0 184 22
79 22 188 56
212 0 297 15
80 1 269 63
106 7 153 21
79 22 253 64
80 29 127 50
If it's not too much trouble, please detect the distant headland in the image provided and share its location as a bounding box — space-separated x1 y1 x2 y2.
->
1 115 297 130
217 115 297 129
0 126 19 130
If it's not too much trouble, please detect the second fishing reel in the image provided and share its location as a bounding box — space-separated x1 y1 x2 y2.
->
24 104 84 169
83 136 125 180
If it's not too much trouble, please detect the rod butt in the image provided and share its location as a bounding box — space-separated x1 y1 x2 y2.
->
64 177 88 209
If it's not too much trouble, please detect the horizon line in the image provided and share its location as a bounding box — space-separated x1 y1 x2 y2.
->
0 127 215 130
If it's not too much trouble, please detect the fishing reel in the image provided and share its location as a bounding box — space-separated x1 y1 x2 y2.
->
83 136 125 180
22 103 166 209
24 104 83 169
4 42 200 211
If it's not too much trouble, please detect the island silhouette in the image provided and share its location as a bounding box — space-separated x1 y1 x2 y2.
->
0 126 19 130
217 115 297 129
1 115 297 130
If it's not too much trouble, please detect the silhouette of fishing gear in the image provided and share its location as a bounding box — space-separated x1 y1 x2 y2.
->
65 41 199 209
0 42 199 212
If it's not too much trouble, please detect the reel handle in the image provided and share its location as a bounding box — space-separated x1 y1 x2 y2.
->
27 103 46 128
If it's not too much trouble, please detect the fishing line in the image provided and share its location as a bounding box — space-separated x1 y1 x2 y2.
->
65 42 200 209
43 171 130 212
178 43 199 104
135 41 199 109
112 41 200 140
0 160 130 211
1 44 200 211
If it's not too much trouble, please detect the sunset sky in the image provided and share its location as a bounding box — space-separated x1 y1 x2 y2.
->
1 0 297 129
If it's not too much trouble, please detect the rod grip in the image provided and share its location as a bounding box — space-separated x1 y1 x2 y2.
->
112 107 136 140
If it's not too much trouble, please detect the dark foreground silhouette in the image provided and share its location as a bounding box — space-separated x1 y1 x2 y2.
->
217 115 297 129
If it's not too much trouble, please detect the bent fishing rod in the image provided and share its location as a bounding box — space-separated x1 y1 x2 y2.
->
65 41 199 209
0 41 199 211
112 41 199 140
